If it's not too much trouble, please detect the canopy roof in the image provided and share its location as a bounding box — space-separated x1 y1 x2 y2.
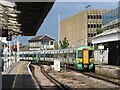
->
15 2 54 36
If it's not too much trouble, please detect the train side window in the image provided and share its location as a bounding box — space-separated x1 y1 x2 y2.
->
40 54 44 58
89 50 94 58
64 54 67 58
78 50 83 58
29 54 33 57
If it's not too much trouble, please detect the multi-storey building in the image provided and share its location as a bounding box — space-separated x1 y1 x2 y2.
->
28 35 55 50
92 3 120 66
60 9 109 48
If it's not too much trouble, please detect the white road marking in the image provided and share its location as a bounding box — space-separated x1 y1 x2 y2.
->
27 62 32 75
27 62 40 89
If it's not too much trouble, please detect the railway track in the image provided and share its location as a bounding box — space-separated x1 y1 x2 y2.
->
30 63 71 90
82 72 120 86
68 69 120 87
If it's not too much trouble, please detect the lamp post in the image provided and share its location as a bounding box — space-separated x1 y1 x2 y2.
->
58 13 60 49
16 36 19 62
85 4 91 46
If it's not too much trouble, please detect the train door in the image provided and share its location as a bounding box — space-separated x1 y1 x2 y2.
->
83 49 89 64
33 52 36 61
50 51 54 62
36 52 39 62
29 52 33 60
40 51 44 61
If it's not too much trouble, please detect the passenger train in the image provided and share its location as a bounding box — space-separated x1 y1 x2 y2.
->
19 46 94 71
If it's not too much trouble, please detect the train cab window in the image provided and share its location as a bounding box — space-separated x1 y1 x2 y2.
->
78 50 83 58
89 50 94 58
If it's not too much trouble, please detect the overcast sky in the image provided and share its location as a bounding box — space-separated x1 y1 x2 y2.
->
19 1 118 45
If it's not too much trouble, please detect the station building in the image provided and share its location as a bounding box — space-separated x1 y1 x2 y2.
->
92 5 120 66
28 35 55 50
60 9 109 48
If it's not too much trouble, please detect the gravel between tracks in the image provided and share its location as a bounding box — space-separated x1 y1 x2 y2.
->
44 65 120 89
30 64 120 89
30 64 56 88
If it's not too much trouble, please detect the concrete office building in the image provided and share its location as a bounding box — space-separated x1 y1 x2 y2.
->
60 10 109 48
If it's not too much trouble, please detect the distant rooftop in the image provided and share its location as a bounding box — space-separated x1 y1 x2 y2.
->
28 35 55 41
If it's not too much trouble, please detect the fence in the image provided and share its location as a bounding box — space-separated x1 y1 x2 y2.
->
94 50 108 64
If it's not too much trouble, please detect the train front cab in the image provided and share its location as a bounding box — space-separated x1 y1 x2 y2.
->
76 46 94 71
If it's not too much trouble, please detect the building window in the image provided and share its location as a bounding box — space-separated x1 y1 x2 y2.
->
88 33 90 37
88 24 90 28
99 15 102 19
46 41 49 45
97 24 99 28
91 24 93 28
41 41 44 45
94 24 96 28
94 15 96 19
50 41 53 45
97 15 99 19
88 15 90 19
41 41 49 45
91 33 94 37
100 24 101 28
88 42 91 46
94 33 96 36
91 15 93 19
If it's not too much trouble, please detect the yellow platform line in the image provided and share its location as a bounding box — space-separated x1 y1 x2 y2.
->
12 62 26 88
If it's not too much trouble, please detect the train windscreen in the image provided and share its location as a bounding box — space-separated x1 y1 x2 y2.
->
78 50 82 58
89 50 94 58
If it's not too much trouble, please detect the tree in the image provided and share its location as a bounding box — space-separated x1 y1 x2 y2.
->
96 28 103 35
60 37 69 49
54 42 58 50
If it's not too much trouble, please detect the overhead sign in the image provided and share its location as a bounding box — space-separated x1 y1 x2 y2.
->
7 35 12 41
98 45 104 49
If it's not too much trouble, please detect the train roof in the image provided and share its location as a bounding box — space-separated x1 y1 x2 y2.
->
77 46 92 50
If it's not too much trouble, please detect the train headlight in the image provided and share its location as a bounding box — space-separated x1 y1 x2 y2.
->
78 58 82 63
90 58 94 63
84 65 88 68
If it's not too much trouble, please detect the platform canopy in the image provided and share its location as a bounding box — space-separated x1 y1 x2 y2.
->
92 28 120 44
15 2 54 36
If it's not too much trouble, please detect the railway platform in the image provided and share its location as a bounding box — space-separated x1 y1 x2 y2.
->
94 61 120 79
2 61 39 89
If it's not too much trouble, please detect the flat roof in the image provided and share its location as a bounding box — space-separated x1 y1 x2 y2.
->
92 28 120 44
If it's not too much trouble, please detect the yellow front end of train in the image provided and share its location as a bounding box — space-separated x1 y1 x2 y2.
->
76 46 94 71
